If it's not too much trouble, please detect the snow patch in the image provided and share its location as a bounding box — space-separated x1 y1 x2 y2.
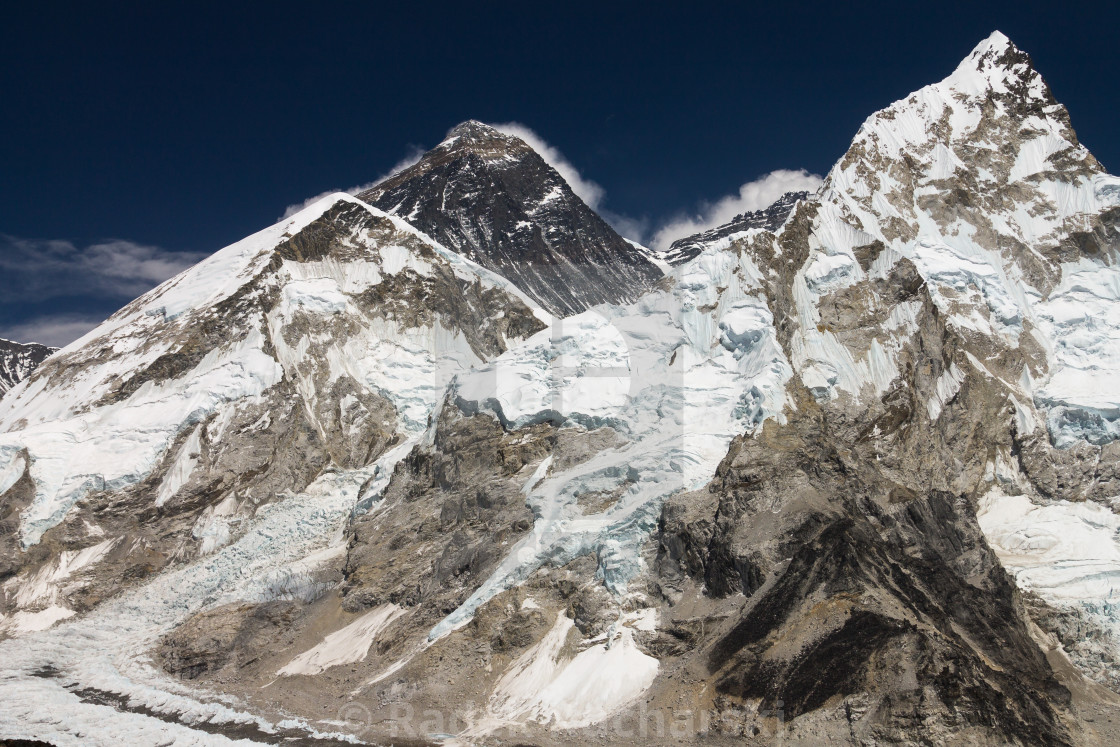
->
927 362 965 420
486 613 658 730
278 604 406 676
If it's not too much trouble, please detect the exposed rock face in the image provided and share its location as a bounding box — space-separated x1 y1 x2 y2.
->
659 190 810 265
0 193 543 636
158 601 303 680
341 400 553 614
357 121 663 316
653 261 1074 742
0 339 54 398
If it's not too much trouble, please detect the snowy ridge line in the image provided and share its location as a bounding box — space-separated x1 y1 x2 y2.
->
789 30 1120 452
0 190 550 551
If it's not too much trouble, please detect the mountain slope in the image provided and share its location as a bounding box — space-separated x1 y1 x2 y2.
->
357 120 663 316
0 192 545 634
644 30 1120 744
0 339 55 398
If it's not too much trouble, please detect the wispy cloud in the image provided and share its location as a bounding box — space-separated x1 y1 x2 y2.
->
279 145 427 220
0 314 110 348
490 122 607 210
648 169 823 252
0 235 206 346
0 235 207 302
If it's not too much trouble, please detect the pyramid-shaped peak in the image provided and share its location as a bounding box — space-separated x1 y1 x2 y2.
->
356 119 662 316
963 30 1026 70
975 29 1013 54
442 120 522 149
446 119 501 138
945 30 1048 100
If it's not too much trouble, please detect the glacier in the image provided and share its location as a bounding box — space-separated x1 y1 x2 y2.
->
430 235 792 640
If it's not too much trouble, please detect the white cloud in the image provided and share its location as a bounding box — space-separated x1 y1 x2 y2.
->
649 169 823 252
598 209 651 244
0 235 210 346
0 235 207 302
0 314 109 348
491 122 606 210
280 145 427 220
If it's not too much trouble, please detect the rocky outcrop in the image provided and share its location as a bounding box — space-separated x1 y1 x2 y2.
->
0 339 54 399
341 400 553 614
659 190 810 266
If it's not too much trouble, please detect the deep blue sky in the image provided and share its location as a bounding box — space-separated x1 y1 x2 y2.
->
1 1 1117 345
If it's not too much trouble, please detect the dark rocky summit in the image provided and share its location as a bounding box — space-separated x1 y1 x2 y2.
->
357 121 663 316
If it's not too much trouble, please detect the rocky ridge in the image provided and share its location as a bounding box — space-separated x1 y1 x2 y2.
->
0 339 55 399
658 190 810 266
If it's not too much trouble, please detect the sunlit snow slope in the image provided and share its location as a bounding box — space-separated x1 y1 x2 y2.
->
0 193 550 743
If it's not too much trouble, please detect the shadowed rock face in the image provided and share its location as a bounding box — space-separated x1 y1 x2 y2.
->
357 121 663 316
0 339 55 398
659 191 811 266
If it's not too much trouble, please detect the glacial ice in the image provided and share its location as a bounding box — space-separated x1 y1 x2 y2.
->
979 487 1120 614
0 440 412 745
431 238 792 640
5 328 283 548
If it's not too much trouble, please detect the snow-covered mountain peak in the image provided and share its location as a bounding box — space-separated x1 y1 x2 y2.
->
0 189 545 555
788 31 1120 428
947 30 1047 99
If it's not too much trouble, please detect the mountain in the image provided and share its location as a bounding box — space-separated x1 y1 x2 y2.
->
0 192 544 629
658 190 810 265
0 339 55 398
2 30 1120 747
356 120 664 316
660 31 1120 743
